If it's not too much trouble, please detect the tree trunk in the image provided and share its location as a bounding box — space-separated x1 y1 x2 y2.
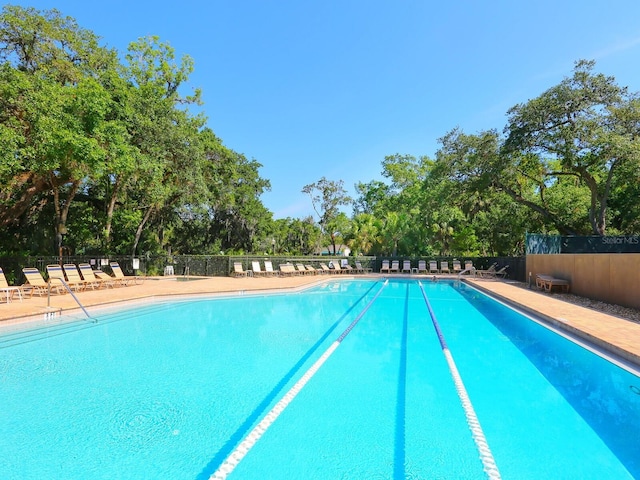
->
132 206 154 257
104 176 121 248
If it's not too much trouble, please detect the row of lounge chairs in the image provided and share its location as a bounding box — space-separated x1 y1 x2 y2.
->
0 262 141 302
381 259 467 274
379 259 508 278
232 260 373 277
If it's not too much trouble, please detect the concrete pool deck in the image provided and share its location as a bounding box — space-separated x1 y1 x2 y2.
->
1 273 639 368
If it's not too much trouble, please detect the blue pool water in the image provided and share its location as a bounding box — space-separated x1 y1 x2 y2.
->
0 279 639 479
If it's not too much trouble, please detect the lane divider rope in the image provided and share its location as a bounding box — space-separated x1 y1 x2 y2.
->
419 282 502 480
209 279 389 480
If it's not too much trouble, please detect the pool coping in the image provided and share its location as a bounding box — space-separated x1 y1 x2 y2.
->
465 278 640 371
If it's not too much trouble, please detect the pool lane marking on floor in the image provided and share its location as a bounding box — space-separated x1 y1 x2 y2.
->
419 281 502 480
209 279 389 480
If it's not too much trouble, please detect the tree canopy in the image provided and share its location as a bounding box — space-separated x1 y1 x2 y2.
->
1 7 638 259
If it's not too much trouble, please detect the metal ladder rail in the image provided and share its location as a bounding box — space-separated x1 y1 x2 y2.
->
48 277 96 322
418 281 501 480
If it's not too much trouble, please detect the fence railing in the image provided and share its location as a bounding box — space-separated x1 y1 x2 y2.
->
0 254 525 285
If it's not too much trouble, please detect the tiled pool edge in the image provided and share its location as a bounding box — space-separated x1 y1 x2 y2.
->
465 279 640 370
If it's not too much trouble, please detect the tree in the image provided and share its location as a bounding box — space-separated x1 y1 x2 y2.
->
504 60 640 235
302 177 352 254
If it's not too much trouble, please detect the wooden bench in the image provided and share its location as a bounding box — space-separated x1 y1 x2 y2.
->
535 274 570 293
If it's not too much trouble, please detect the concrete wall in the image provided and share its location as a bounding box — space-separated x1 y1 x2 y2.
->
526 254 640 309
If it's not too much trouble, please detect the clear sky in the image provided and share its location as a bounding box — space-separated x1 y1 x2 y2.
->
8 1 640 219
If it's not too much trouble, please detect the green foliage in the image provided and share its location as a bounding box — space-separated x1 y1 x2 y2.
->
2 6 638 259
0 6 273 257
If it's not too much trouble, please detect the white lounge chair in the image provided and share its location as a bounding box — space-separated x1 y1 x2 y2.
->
380 260 390 274
0 266 23 303
231 262 248 277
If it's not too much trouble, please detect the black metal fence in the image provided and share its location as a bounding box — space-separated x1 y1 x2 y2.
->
0 254 525 285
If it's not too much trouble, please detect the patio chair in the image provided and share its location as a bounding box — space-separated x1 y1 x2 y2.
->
251 261 268 277
380 260 390 274
63 264 97 290
264 260 276 276
536 274 570 293
0 266 23 303
47 264 83 292
341 262 355 273
110 262 143 285
439 261 450 274
390 260 400 273
22 267 64 295
452 260 462 273
295 263 312 275
319 263 334 274
305 264 320 275
279 263 298 276
231 262 248 277
402 260 412 273
429 261 439 274
417 260 428 274
329 261 344 274
355 261 372 273
491 265 509 279
93 270 125 287
78 263 113 288
476 263 498 277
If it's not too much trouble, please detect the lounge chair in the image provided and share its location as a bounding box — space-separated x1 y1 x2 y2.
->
63 264 97 290
110 262 143 285
390 260 400 273
439 261 450 274
295 263 312 275
477 264 509 279
47 264 83 291
341 262 355 273
0 266 23 303
536 274 570 293
452 260 462 274
264 261 276 276
251 261 268 277
279 263 298 276
492 265 509 279
402 260 412 273
417 260 428 274
429 261 439 274
93 270 124 287
319 263 333 274
231 262 248 277
78 263 113 288
458 260 476 276
22 267 64 295
329 261 344 274
380 260 390 274
305 264 320 275
475 263 497 277
355 261 372 273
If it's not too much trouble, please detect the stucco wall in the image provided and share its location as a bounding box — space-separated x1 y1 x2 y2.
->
526 254 640 310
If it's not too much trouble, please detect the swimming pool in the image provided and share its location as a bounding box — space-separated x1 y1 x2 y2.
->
0 279 638 479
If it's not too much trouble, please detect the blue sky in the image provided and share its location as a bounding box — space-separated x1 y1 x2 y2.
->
9 1 640 219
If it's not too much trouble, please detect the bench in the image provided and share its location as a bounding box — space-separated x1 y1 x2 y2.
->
535 274 570 293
